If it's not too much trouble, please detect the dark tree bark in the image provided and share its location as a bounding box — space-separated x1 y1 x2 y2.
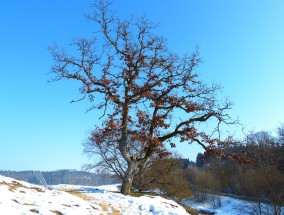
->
49 0 240 195
121 161 136 194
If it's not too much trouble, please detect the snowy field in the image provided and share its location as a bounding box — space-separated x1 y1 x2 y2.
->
0 175 188 214
1 175 282 214
184 194 284 215
184 196 248 215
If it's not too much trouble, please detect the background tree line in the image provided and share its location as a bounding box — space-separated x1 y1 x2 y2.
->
185 124 284 214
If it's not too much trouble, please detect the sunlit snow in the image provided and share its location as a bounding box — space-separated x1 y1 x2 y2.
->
0 175 189 214
1 175 277 215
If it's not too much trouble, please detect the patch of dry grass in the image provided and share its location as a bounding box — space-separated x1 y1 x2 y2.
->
29 208 39 213
50 210 63 215
0 180 44 193
97 203 121 215
60 188 120 215
59 188 92 201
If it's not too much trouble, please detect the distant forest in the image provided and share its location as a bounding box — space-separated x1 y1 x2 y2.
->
0 169 119 186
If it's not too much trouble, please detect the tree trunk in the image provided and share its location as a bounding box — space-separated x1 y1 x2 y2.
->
121 161 137 195
137 166 144 192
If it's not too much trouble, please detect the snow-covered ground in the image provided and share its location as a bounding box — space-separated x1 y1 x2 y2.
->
184 194 284 215
1 175 282 214
0 175 189 214
184 196 246 215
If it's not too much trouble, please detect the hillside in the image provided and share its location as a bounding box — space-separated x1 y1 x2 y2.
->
0 170 119 186
0 175 189 214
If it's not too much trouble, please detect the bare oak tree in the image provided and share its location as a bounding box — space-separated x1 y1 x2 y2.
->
49 0 238 195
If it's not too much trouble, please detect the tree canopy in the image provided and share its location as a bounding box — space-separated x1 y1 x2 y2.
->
49 0 239 195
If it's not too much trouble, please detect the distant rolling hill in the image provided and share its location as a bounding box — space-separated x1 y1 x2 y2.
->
0 169 119 186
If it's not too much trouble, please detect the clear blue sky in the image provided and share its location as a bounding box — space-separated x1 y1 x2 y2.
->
1 0 284 171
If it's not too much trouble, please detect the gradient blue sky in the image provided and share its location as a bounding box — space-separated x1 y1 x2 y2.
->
1 0 284 171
